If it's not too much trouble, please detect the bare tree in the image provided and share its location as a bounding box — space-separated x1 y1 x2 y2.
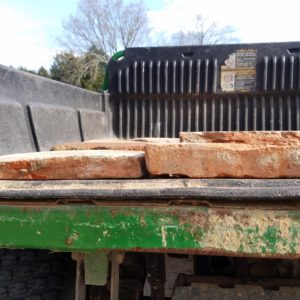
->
58 0 150 61
50 49 106 91
171 15 239 46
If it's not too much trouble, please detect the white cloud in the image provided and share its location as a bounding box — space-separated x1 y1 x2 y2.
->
148 0 300 44
0 5 56 70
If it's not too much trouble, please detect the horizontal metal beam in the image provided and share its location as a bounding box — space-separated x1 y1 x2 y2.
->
179 274 300 287
0 179 300 200
0 204 300 257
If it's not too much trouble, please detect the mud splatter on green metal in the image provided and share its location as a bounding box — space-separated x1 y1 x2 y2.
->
0 205 300 257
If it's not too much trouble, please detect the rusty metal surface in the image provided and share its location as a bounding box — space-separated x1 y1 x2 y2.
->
0 204 300 257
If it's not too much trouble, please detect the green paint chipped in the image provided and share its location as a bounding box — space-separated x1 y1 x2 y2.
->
0 205 299 256
263 226 280 253
289 227 299 254
238 244 244 253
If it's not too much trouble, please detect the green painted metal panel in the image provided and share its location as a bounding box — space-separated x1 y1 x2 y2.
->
0 205 300 257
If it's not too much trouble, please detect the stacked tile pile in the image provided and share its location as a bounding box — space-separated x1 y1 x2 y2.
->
0 132 299 180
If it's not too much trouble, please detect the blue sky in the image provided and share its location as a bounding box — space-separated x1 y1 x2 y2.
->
1 0 77 19
0 0 78 38
1 0 300 70
0 0 78 69
0 0 163 69
0 0 162 35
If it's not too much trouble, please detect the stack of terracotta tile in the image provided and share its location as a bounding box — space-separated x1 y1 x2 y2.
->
0 138 174 180
0 132 299 180
147 131 300 178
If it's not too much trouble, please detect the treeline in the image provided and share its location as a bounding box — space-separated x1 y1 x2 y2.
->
19 50 105 92
19 0 239 92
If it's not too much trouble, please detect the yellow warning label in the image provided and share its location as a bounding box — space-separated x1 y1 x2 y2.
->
221 49 257 92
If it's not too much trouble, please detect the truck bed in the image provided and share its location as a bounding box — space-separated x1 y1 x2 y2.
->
2 43 300 299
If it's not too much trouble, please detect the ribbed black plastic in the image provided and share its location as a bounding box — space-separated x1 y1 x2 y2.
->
111 93 300 138
107 42 300 95
107 42 300 138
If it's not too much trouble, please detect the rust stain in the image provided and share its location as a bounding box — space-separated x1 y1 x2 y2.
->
65 232 79 246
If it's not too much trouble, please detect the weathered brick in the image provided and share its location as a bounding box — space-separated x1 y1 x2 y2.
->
51 140 146 151
0 150 146 180
51 138 178 151
133 138 178 143
145 143 300 178
180 131 300 145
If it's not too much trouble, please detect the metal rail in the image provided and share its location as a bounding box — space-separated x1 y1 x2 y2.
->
0 179 300 200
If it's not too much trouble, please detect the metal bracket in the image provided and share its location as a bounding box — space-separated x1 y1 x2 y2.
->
73 253 86 300
110 252 125 300
85 251 109 286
